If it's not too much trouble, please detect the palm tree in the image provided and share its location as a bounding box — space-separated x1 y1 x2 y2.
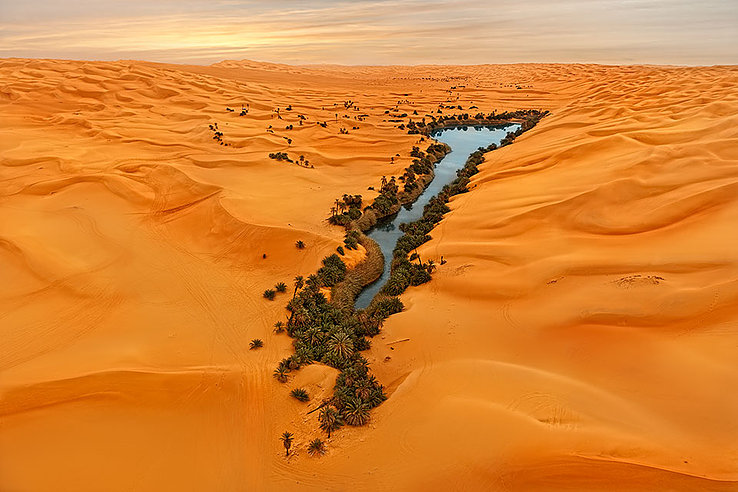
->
293 275 304 299
295 240 306 249
275 282 287 293
426 259 436 274
342 397 370 426
327 332 354 360
305 274 322 293
304 327 324 346
291 309 308 330
307 438 326 456
318 406 343 438
273 367 289 383
290 388 309 402
263 289 276 300
354 379 372 400
273 321 285 333
281 431 294 456
249 339 263 349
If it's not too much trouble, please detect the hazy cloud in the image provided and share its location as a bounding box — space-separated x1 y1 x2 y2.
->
0 0 736 64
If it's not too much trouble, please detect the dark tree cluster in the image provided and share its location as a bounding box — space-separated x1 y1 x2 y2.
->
343 230 360 250
270 109 547 440
380 111 547 297
369 176 399 216
268 152 292 162
273 257 403 433
264 281 288 300
399 143 447 193
329 194 363 226
316 254 347 287
208 122 228 146
403 109 549 135
326 142 448 226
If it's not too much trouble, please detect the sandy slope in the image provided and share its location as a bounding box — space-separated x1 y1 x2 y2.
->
1 59 737 491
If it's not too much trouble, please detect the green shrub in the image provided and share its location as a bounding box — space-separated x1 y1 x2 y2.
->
290 388 310 402
328 214 352 226
366 296 404 319
317 254 346 287
273 367 289 383
343 231 360 249
307 438 326 456
341 397 371 426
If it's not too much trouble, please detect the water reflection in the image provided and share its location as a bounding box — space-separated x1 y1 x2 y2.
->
354 124 520 309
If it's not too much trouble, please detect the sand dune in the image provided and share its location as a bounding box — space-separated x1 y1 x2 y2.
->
1 59 737 490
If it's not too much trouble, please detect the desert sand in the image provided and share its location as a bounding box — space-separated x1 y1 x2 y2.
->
1 59 737 491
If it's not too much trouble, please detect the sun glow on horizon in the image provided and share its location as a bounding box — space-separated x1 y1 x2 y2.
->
1 0 736 65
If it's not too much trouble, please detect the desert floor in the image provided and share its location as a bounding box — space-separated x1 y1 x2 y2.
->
1 59 737 491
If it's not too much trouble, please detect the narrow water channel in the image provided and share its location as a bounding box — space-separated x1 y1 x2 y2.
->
354 124 521 309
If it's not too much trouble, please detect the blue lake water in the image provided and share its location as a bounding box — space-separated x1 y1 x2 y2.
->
354 124 520 309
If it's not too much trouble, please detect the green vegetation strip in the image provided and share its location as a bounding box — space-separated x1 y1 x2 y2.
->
273 109 547 439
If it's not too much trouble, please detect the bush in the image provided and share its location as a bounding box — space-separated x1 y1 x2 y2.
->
366 296 404 319
343 231 360 249
328 214 352 227
290 388 310 402
275 282 287 293
273 367 289 383
317 254 346 287
341 397 371 426
268 152 292 162
307 438 326 456
371 193 397 216
336 246 345 255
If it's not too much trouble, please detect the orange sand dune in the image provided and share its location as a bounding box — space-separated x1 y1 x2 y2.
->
1 59 737 491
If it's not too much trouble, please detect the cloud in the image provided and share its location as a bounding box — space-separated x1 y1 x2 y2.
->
0 0 736 64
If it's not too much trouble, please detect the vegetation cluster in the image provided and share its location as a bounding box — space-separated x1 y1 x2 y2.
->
401 109 548 135
381 110 547 297
274 265 403 432
271 108 547 443
268 151 292 162
329 194 363 227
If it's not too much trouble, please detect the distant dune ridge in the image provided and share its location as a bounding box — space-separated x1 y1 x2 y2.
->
1 59 737 491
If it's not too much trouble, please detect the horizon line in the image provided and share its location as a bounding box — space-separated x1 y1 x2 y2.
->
3 56 736 69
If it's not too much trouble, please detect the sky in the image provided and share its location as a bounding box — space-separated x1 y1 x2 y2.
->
1 0 736 65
